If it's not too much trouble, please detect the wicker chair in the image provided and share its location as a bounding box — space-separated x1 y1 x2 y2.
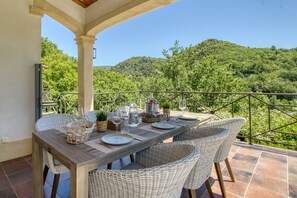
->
173 127 229 198
199 117 246 197
88 143 200 198
35 114 74 198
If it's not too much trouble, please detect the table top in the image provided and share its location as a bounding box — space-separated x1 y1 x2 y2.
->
33 112 213 170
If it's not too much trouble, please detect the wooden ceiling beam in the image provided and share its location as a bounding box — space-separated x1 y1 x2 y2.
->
72 0 97 8
83 0 94 5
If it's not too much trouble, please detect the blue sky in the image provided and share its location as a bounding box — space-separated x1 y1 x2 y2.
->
42 0 297 66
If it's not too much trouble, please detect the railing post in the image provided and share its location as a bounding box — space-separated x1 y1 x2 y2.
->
232 102 235 118
248 94 252 145
59 93 62 114
139 90 142 110
268 105 271 131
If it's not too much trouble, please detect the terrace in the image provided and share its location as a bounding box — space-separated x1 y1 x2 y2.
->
1 0 297 198
0 142 296 197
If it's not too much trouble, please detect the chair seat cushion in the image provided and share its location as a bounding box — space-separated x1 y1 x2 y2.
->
121 162 145 170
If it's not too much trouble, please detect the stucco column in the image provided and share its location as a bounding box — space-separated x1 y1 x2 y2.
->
76 35 96 114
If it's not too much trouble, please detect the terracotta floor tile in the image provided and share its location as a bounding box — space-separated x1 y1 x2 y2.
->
8 168 32 185
288 157 297 175
0 186 17 198
250 174 287 196
0 167 5 177
24 155 32 160
212 179 248 197
26 159 32 166
222 168 253 183
245 184 287 198
257 145 288 155
2 159 31 175
289 165 297 175
237 147 262 157
231 145 241 153
0 176 11 191
289 173 297 186
232 153 258 164
289 184 297 198
229 159 256 173
261 152 287 163
257 157 287 169
13 180 32 198
254 164 287 181
288 150 297 157
201 186 243 198
1 157 25 166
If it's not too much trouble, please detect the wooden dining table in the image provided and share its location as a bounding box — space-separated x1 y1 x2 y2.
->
32 111 213 198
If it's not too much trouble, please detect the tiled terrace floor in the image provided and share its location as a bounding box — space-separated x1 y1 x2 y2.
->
0 141 296 198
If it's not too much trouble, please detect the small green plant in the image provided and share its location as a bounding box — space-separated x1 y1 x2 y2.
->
96 110 108 121
162 101 171 109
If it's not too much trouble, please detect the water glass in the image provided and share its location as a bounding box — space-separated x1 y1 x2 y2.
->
160 114 168 123
179 99 187 115
111 110 122 133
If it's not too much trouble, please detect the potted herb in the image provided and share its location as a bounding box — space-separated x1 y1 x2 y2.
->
96 110 108 132
162 101 171 117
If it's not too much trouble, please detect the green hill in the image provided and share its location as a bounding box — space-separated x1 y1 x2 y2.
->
111 56 165 80
159 39 297 93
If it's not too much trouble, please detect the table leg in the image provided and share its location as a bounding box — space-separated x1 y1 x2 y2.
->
70 165 88 198
32 136 43 198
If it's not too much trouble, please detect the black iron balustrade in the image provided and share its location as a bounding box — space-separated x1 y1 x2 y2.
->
55 91 297 150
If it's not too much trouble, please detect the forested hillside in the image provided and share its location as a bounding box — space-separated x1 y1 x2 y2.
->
111 56 164 81
42 38 297 95
93 39 297 95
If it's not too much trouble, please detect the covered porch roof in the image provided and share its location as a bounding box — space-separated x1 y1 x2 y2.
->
30 0 176 114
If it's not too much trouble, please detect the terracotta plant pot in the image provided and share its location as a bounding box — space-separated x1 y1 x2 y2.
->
96 120 107 132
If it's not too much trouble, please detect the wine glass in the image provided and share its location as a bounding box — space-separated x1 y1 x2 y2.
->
179 99 187 116
111 110 122 133
151 103 159 122
119 106 129 122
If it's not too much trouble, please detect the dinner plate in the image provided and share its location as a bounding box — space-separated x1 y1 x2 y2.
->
178 115 198 121
101 134 133 145
151 122 176 130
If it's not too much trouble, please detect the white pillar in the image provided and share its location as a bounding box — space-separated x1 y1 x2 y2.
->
75 35 96 114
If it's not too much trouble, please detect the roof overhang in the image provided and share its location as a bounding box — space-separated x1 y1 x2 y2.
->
30 0 176 37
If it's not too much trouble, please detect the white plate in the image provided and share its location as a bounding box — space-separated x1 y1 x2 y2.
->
151 122 176 130
178 115 198 121
101 134 133 145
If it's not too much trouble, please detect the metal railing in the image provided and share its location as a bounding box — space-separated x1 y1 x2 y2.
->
52 91 297 150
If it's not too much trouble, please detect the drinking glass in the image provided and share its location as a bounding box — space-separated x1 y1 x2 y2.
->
119 106 129 122
111 110 122 133
160 114 168 123
121 118 130 134
179 99 187 115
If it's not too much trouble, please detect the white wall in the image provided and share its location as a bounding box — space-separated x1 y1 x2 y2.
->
0 0 41 142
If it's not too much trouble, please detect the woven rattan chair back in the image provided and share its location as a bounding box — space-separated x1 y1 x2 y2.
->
200 117 246 162
173 127 229 190
88 143 200 198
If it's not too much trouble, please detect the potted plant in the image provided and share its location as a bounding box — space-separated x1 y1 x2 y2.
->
96 110 108 132
162 101 171 117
